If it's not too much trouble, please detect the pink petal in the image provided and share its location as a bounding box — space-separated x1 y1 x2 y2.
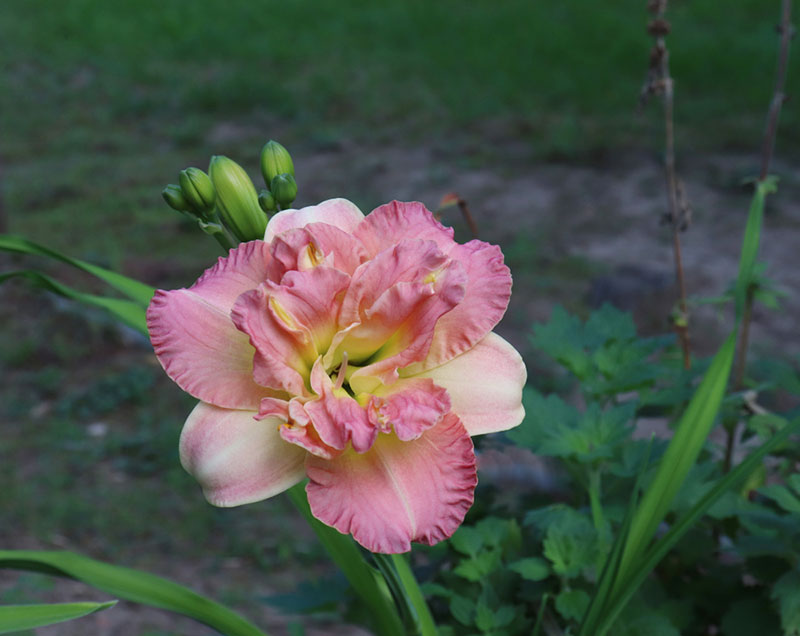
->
306 412 476 553
408 332 526 436
269 224 369 279
147 241 273 409
348 260 466 387
192 240 275 305
148 290 264 410
325 239 467 386
338 239 449 327
403 240 512 373
263 267 350 356
280 397 341 460
355 201 455 258
368 378 451 441
264 198 365 243
304 360 377 453
231 286 312 396
180 402 307 507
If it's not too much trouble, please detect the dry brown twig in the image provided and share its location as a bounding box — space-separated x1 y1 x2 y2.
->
641 0 692 369
436 193 480 239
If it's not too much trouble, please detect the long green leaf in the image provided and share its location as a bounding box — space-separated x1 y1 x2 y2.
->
0 234 154 307
614 332 736 592
595 418 800 635
0 551 267 636
0 270 148 334
0 601 116 633
286 484 405 636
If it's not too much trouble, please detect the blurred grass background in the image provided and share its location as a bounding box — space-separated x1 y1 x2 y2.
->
1 0 796 262
0 0 797 632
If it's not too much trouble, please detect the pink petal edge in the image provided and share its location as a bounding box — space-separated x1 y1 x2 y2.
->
354 200 455 258
147 241 274 409
305 412 477 553
403 240 512 373
147 289 266 409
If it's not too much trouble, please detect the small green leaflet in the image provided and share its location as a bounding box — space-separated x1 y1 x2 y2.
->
772 570 800 636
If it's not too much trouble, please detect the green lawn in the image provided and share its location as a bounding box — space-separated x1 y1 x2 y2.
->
1 0 794 264
2 0 794 154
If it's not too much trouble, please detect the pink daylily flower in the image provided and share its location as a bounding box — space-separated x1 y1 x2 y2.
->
147 198 526 553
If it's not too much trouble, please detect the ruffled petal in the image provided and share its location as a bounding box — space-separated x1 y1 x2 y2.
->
347 260 466 388
367 378 451 441
264 198 365 243
264 267 350 357
355 201 455 258
305 412 476 553
403 240 511 373
148 290 265 409
338 239 449 327
408 332 526 436
147 241 274 409
305 360 376 453
179 402 307 507
191 240 274 304
231 286 312 396
278 397 340 460
269 223 369 279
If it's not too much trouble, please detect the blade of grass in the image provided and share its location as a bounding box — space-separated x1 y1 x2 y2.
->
0 551 267 636
0 234 155 306
0 270 148 334
286 484 405 636
0 601 116 633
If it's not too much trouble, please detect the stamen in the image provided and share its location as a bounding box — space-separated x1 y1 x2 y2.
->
334 352 349 391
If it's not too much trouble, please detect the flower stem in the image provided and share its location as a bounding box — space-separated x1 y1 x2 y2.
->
389 554 438 636
198 219 236 252
286 484 406 636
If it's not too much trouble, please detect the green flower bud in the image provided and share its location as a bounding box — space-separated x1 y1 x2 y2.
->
162 184 191 212
258 189 277 214
260 140 294 186
208 155 267 242
179 167 216 218
271 173 298 207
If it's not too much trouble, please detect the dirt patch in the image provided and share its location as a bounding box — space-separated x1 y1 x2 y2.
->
296 142 799 358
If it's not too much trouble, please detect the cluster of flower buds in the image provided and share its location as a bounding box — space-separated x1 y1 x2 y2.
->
258 140 297 213
161 140 297 247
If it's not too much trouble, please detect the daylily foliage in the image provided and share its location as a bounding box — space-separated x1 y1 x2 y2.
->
147 198 526 553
